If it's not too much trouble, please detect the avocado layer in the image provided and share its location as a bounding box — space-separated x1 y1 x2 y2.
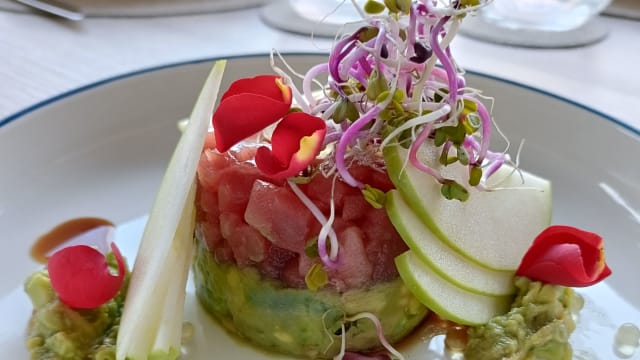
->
192 240 429 359
464 277 578 360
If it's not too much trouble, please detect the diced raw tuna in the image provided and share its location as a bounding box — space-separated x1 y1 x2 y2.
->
197 213 223 251
197 185 220 216
328 226 373 291
196 140 407 291
361 209 407 281
341 193 371 222
280 256 306 288
213 245 235 263
258 245 297 280
300 174 351 213
220 211 270 265
350 165 395 192
328 217 354 235
197 150 230 189
217 166 263 214
231 224 270 265
219 212 242 240
244 180 315 254
297 252 315 279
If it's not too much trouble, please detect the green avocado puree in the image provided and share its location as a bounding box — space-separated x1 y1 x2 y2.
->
22 247 581 360
465 277 579 360
192 241 429 359
24 254 128 360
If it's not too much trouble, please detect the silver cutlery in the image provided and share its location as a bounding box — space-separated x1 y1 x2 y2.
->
14 0 84 21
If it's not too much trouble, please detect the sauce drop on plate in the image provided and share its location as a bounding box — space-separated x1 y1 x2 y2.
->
614 323 640 359
397 313 468 354
30 217 114 263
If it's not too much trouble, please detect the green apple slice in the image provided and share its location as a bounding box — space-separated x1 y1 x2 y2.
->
386 189 515 296
384 143 552 271
395 251 513 326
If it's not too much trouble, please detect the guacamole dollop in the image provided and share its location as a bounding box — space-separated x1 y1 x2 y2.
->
24 254 129 360
465 276 579 360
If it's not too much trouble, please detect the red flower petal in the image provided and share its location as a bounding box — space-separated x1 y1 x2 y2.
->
255 112 327 179
220 75 291 103
516 226 612 287
213 75 292 153
48 242 126 309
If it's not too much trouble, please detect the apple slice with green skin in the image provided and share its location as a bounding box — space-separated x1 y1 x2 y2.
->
384 142 552 271
395 250 513 326
386 189 515 296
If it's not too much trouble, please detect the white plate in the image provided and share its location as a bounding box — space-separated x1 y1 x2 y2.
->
0 54 638 359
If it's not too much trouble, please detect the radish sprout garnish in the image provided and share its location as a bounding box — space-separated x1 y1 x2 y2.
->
321 307 405 360
345 312 405 360
259 0 507 202
237 0 504 290
332 311 406 360
289 180 341 268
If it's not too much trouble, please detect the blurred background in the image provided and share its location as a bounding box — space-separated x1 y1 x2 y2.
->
1 0 637 127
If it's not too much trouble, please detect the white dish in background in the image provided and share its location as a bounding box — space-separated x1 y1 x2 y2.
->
261 0 364 38
0 54 638 359
0 0 269 17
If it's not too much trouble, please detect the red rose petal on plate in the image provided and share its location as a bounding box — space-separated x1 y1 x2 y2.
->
255 112 326 179
516 225 612 287
213 75 292 153
48 242 125 309
517 243 611 287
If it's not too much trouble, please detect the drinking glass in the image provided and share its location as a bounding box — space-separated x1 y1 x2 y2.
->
479 0 613 32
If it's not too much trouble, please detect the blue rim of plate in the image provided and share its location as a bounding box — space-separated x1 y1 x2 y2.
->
1 52 639 138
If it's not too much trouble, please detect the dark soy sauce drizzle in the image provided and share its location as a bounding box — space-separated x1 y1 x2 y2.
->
30 217 114 264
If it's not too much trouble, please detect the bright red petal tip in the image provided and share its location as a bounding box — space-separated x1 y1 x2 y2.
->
213 75 292 153
516 225 611 287
48 243 125 309
255 112 327 179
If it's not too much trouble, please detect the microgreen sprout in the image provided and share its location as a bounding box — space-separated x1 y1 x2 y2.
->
305 263 330 291
362 184 387 209
267 0 507 203
331 312 406 360
344 313 405 360
256 0 507 291
288 180 341 268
